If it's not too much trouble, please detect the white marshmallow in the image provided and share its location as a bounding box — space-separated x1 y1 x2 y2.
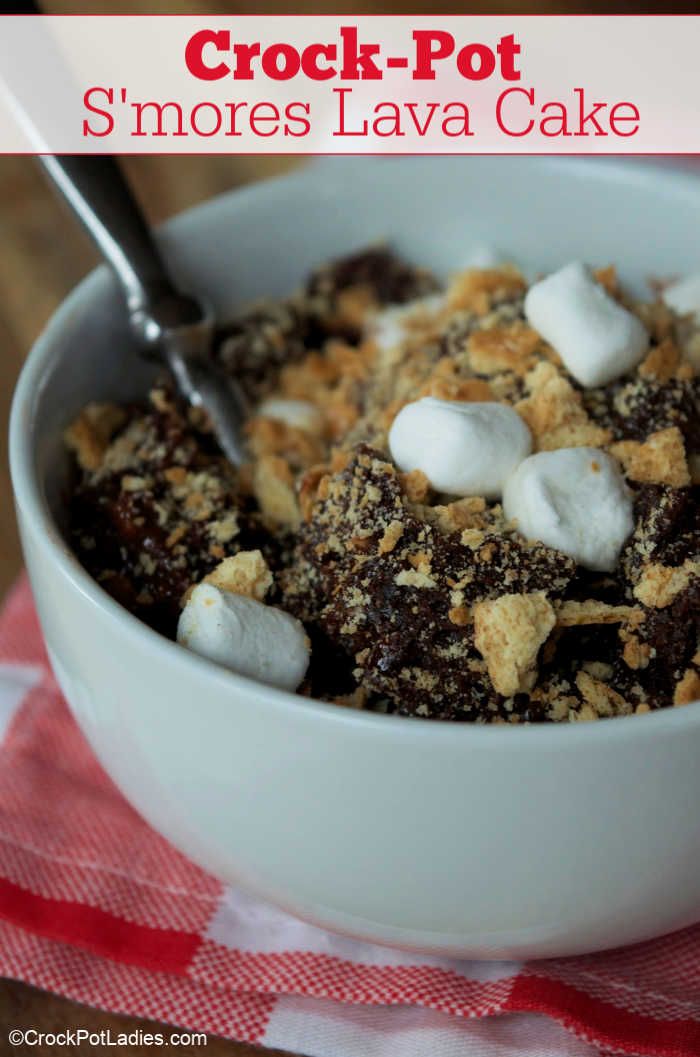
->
177 584 310 692
371 294 445 351
503 448 634 572
388 398 532 499
662 274 700 317
524 261 648 388
256 398 323 434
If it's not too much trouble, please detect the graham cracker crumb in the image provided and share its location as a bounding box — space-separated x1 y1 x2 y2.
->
395 568 437 589
207 513 239 545
674 668 700 706
247 415 324 469
428 497 488 536
164 466 188 486
419 361 494 402
638 339 681 383
333 687 369 710
64 403 127 472
556 600 643 627
621 633 652 670
299 464 330 522
461 528 487 549
448 605 470 626
121 475 149 493
445 266 525 316
611 426 690 488
516 362 611 451
378 520 405 554
253 455 301 529
203 551 273 602
399 469 431 503
633 558 700 608
473 591 555 697
593 265 618 297
468 322 541 377
576 671 631 717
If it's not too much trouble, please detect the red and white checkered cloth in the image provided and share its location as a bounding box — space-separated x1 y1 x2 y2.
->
1 576 699 1057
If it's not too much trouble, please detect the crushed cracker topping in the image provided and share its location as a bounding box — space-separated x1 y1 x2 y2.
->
473 592 556 697
64 247 700 722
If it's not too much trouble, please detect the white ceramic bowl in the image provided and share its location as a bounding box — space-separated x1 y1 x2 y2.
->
10 157 700 959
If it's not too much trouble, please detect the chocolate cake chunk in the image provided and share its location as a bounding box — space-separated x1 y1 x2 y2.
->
307 246 439 311
585 374 700 452
67 389 270 636
283 446 575 720
215 301 315 401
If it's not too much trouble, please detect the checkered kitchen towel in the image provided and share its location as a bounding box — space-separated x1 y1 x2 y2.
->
0 577 699 1057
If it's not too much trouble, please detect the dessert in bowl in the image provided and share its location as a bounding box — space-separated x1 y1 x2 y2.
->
9 157 700 957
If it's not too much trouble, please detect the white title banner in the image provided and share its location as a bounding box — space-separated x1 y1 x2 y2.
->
0 15 697 153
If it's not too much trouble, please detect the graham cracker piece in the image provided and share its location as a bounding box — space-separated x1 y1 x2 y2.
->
64 403 127 472
428 496 489 535
674 668 700 706
297 464 328 522
378 520 404 554
418 359 495 402
467 322 541 377
610 427 690 488
473 591 555 697
516 362 612 451
203 551 273 602
633 558 700 608
445 266 526 316
278 340 373 443
576 671 631 717
556 600 643 627
253 454 301 529
394 568 437 589
247 415 324 469
399 469 431 503
638 339 682 383
621 635 651 671
332 687 369 710
592 265 619 297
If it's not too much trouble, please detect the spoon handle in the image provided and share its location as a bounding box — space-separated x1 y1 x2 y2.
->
37 155 195 341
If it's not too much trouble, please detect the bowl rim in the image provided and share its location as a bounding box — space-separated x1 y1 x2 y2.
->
10 155 700 745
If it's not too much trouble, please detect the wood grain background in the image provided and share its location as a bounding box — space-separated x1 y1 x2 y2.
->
1 0 697 1052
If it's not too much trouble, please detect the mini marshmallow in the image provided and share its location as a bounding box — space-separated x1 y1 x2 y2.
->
502 447 634 572
662 273 700 317
524 261 648 388
177 584 310 691
388 398 532 499
256 398 323 434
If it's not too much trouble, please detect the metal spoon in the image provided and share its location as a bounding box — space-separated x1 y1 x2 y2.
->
36 154 248 466
4 1 246 461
